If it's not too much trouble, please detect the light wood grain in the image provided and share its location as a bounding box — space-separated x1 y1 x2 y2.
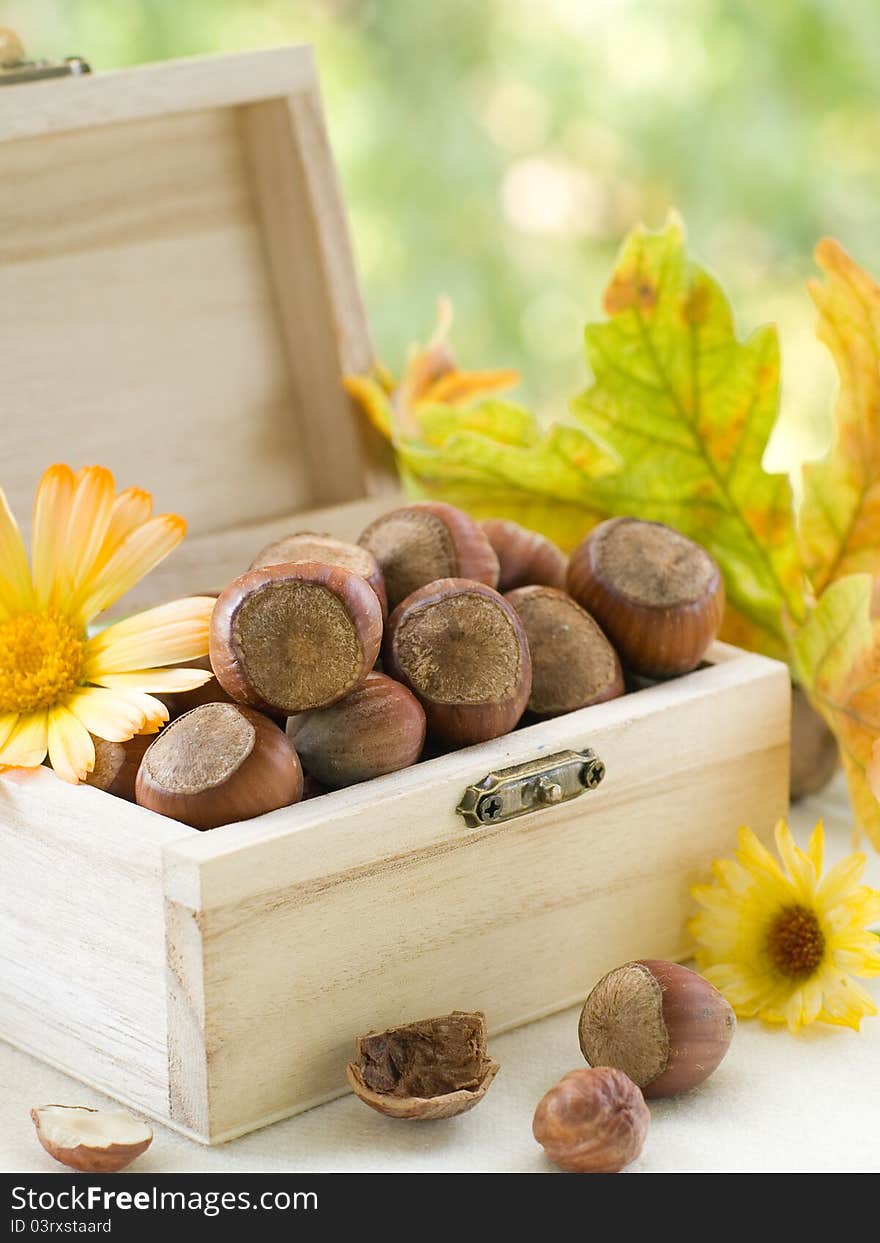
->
162 646 790 1141
0 46 316 142
0 769 194 1117
115 493 400 614
0 46 391 539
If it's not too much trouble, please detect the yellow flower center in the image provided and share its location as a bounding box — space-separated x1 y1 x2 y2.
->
0 612 85 713
766 905 826 979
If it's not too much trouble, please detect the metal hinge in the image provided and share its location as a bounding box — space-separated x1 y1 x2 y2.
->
456 748 606 828
0 27 90 86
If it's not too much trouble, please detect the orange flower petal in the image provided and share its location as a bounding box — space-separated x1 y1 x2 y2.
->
31 464 75 609
73 514 186 623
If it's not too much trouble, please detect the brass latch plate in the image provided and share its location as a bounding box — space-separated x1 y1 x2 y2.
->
456 749 605 827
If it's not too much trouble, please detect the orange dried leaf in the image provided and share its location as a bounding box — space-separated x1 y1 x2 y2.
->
801 240 880 595
792 574 880 848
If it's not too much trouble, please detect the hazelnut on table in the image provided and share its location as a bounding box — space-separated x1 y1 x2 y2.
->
347 1011 499 1119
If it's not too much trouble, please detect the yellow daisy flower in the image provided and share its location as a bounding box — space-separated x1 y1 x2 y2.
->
0 464 215 784
689 820 880 1032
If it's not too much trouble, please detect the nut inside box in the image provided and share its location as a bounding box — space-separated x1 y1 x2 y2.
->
0 46 791 1143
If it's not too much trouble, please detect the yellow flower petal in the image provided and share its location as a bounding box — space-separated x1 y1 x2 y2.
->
806 821 825 874
66 687 147 743
736 825 786 884
0 486 34 616
816 852 867 909
0 712 18 750
0 710 48 768
54 466 116 609
774 819 818 901
47 704 95 783
92 668 214 694
83 597 214 676
73 514 186 623
818 971 878 1029
785 981 824 1032
30 464 75 609
107 690 170 733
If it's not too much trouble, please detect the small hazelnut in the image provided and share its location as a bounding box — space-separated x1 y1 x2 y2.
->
532 1067 649 1173
383 578 531 746
347 1010 499 1119
481 518 567 591
567 517 724 677
31 1105 153 1173
250 530 388 617
505 585 624 718
136 702 303 830
84 733 154 801
358 501 499 612
578 959 735 1098
288 672 425 788
210 561 383 715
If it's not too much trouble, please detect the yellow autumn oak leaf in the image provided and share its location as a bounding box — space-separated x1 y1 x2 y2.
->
395 414 614 551
571 217 807 655
415 399 539 448
791 573 880 848
800 239 880 595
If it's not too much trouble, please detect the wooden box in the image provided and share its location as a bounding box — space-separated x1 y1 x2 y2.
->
0 46 791 1144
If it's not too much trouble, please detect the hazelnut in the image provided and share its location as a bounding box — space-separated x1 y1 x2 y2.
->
532 1067 649 1173
301 771 327 800
288 672 425 788
31 1105 153 1173
135 702 303 830
358 501 499 612
481 518 567 591
567 517 724 677
210 561 383 715
505 586 624 718
578 959 735 1098
790 685 838 800
383 578 531 746
347 1010 499 1119
250 531 387 617
84 733 153 801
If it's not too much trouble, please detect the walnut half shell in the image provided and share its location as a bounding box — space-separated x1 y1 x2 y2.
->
346 1010 500 1119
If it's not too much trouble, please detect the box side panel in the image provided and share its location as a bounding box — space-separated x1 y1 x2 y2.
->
0 773 192 1117
0 47 389 593
166 655 790 1141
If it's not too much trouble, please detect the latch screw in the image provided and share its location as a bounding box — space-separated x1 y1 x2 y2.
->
582 758 606 789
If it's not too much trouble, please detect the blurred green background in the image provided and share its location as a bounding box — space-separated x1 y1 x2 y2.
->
5 0 878 468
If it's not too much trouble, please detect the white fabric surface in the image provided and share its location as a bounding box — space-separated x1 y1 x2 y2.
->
2 773 879 1174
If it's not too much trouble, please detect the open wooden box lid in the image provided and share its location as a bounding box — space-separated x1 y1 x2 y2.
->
0 42 394 609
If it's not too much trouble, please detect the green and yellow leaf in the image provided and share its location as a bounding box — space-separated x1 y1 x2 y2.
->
791 574 880 848
396 410 614 551
800 239 880 595
571 216 806 654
